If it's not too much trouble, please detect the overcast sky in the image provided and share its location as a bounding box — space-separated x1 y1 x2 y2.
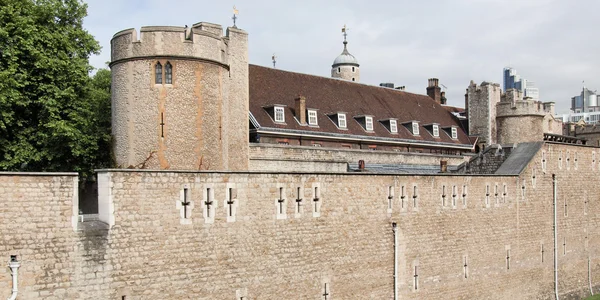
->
84 0 599 113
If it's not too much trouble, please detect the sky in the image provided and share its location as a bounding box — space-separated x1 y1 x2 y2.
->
83 0 600 113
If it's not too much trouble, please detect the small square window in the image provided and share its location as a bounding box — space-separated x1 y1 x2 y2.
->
274 107 285 123
451 127 458 139
433 125 439 137
308 110 318 125
412 122 419 135
390 120 398 133
365 117 373 131
338 113 347 128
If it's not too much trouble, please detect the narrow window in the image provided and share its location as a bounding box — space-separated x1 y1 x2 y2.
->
463 255 469 279
506 249 511 270
558 151 563 169
532 169 536 188
541 243 545 263
564 197 568 217
337 67 340 73
502 184 507 203
452 185 457 207
584 196 588 215
295 187 303 214
494 184 499 205
521 179 526 200
413 186 418 208
277 187 286 217
542 151 547 172
387 186 394 211
352 66 355 72
155 62 163 84
593 152 596 171
432 125 439 137
182 187 191 219
451 127 458 139
390 120 398 133
413 265 419 290
338 113 347 128
204 187 214 223
441 185 446 207
226 187 237 221
400 186 406 209
165 62 173 84
274 107 285 122
308 110 318 125
313 186 321 216
566 151 570 170
365 116 373 131
462 185 467 207
412 122 419 135
485 185 490 207
563 237 566 255
574 152 578 170
352 77 355 81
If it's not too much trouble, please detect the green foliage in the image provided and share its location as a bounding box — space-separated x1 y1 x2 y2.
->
0 0 112 178
585 295 600 300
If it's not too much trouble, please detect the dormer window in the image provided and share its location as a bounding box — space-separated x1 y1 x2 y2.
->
338 113 347 128
274 106 285 123
412 122 419 135
451 127 458 139
433 125 439 137
390 120 398 133
365 116 373 131
442 126 459 139
308 110 318 126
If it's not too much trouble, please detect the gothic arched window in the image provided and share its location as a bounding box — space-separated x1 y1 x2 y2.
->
155 62 163 84
165 62 173 84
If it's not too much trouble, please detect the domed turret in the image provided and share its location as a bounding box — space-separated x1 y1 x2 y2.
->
331 25 360 82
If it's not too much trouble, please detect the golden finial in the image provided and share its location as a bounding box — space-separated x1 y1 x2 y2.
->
232 6 239 27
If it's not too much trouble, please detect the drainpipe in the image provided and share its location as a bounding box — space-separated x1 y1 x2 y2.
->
553 174 559 300
7 255 21 300
589 256 594 296
392 222 398 300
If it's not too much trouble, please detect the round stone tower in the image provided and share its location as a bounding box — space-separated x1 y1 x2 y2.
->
496 89 546 145
110 22 249 171
331 27 360 82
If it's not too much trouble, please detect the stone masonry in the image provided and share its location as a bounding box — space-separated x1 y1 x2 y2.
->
2 142 600 299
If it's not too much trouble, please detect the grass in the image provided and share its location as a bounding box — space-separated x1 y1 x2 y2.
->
584 295 600 300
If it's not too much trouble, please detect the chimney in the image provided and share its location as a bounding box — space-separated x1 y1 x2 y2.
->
295 96 306 125
380 83 394 88
358 160 365 171
426 78 442 104
396 86 406 91
440 160 448 173
464 88 469 115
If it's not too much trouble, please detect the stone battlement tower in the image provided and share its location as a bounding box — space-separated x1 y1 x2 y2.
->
110 22 249 171
496 89 549 144
467 81 501 145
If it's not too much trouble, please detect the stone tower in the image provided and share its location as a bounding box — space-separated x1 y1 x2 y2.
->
496 89 547 144
467 81 501 145
331 27 360 82
110 22 249 171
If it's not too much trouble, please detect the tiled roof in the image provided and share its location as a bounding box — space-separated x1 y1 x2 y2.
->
249 65 472 147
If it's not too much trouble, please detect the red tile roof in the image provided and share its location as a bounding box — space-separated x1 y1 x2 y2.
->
249 65 472 147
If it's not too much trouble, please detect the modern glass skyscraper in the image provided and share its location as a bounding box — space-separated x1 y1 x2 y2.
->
503 67 539 101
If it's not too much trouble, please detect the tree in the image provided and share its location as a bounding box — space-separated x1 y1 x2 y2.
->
0 0 112 178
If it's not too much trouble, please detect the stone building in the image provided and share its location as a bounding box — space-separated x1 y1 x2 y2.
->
1 21 599 300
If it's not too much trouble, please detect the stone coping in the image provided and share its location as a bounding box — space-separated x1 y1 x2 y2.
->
0 171 78 176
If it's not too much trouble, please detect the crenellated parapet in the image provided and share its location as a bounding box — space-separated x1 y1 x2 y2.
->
496 89 548 118
110 22 238 68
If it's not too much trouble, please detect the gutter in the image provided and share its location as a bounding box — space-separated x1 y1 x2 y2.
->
7 256 20 300
392 222 398 300
553 174 559 300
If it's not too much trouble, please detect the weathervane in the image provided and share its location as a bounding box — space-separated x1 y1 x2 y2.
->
232 6 239 28
272 53 277 69
342 24 349 43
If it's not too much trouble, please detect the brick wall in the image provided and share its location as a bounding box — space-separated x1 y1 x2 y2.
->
1 142 600 299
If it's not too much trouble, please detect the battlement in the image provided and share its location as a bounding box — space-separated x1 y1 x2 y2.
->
497 89 551 118
110 22 246 67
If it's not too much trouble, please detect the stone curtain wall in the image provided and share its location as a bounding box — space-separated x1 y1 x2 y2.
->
249 143 468 172
1 142 600 299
